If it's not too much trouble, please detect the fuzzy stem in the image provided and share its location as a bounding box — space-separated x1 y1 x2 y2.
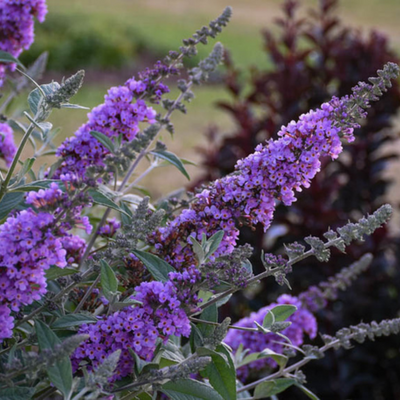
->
0 123 35 202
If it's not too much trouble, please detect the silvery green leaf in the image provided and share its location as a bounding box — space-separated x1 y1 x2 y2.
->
204 230 224 259
257 348 288 369
295 384 321 400
253 379 295 398
100 260 118 301
132 250 175 282
35 320 73 399
51 314 98 329
37 122 53 137
190 235 205 264
60 102 90 110
161 379 224 400
89 130 115 153
28 82 60 118
88 188 130 217
0 50 25 68
151 149 190 180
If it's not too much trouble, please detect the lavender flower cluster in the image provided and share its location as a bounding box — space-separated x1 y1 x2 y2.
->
0 122 16 166
224 294 317 380
55 78 157 182
0 0 47 86
0 182 92 341
152 100 355 272
73 278 192 380
0 202 67 341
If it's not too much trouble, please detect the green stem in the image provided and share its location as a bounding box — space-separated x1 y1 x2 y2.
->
0 122 35 202
196 237 343 313
189 317 259 332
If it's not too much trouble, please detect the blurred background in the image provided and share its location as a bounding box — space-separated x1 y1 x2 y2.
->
17 0 400 399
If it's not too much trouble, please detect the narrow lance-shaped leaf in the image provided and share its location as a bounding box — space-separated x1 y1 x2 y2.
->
100 259 118 301
0 50 25 68
88 188 130 217
151 149 190 180
51 314 98 329
89 130 115 153
132 250 176 282
35 320 73 399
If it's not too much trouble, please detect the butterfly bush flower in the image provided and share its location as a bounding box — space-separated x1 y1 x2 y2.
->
0 182 92 341
72 64 399 381
151 64 400 275
151 100 352 271
224 294 317 380
55 78 159 181
0 122 16 166
0 0 47 86
0 208 66 341
72 276 192 381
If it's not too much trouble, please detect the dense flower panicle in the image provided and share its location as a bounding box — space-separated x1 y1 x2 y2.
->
224 295 317 380
0 182 93 341
151 100 355 271
0 122 16 166
0 205 67 340
72 279 191 381
55 79 157 181
0 0 47 86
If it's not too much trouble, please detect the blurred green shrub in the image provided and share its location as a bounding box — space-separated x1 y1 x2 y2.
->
20 13 159 71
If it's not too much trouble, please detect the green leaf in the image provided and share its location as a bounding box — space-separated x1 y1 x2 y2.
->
15 158 35 183
45 266 79 281
0 50 25 68
132 250 175 282
189 322 204 352
0 191 24 221
60 103 89 110
129 349 158 375
253 379 296 399
263 305 297 329
37 122 53 137
51 314 98 329
89 130 115 153
295 384 321 400
100 260 118 300
198 304 217 338
88 188 130 216
204 230 225 259
28 82 60 116
201 344 236 400
151 149 190 180
190 235 205 264
111 299 143 311
270 304 297 322
35 320 72 399
161 379 224 400
0 387 35 400
257 348 288 369
119 200 133 226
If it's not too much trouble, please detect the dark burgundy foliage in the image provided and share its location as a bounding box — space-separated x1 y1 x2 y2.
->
194 1 400 398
